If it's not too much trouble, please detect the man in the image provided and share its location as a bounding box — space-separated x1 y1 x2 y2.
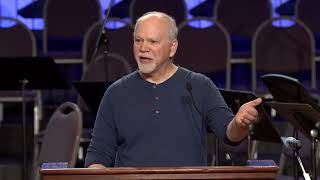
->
85 11 262 168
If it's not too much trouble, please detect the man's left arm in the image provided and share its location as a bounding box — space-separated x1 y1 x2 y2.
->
226 98 262 142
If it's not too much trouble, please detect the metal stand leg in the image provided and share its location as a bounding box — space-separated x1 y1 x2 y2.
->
293 129 299 180
295 151 311 180
21 79 28 180
248 125 254 160
310 129 318 180
215 137 219 166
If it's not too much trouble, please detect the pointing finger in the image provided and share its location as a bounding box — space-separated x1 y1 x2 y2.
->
247 98 262 107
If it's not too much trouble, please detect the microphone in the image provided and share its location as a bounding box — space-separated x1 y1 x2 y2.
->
91 0 114 62
186 82 206 121
284 137 302 150
186 82 220 166
283 137 311 180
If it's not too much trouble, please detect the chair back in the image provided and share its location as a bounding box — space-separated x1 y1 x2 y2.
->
0 16 37 98
0 16 36 57
175 18 231 88
82 18 135 72
38 102 82 168
215 0 271 38
79 52 132 113
43 0 102 54
82 52 132 82
252 17 316 91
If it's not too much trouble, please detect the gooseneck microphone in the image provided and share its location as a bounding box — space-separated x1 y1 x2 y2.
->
283 137 310 180
186 82 206 121
186 82 221 166
284 137 302 150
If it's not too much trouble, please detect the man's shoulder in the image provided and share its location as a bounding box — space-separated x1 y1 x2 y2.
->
107 71 139 93
179 67 212 83
178 67 216 93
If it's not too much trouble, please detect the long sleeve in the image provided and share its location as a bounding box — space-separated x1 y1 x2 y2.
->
201 77 235 144
84 89 118 167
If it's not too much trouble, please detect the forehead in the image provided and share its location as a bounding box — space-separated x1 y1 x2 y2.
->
134 17 171 38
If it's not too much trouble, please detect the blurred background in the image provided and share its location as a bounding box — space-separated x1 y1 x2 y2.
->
0 0 319 179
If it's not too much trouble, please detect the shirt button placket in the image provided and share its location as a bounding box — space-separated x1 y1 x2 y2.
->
152 85 160 119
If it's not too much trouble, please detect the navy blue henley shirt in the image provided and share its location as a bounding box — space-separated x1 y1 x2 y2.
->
85 67 235 167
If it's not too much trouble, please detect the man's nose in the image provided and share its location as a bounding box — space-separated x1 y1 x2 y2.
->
140 42 149 52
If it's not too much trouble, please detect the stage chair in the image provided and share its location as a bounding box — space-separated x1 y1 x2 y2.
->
82 18 135 72
175 17 231 89
0 16 41 125
214 0 271 60
43 0 102 63
36 102 82 179
252 17 316 93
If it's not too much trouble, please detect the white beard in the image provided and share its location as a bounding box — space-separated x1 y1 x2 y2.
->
137 62 157 75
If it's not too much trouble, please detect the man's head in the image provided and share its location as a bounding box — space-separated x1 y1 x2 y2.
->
133 11 178 76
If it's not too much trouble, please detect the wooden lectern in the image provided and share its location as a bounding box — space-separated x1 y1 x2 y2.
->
40 165 278 180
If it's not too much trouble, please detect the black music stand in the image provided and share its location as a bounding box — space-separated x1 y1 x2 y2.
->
261 74 320 179
0 57 69 180
0 57 69 90
261 73 320 112
73 81 113 114
266 102 320 180
219 89 281 160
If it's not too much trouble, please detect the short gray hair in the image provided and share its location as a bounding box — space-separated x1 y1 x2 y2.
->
134 11 178 40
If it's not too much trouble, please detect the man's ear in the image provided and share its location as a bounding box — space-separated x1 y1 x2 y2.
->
169 39 178 58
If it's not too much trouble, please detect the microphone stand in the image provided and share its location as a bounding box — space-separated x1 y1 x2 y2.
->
294 149 311 180
292 114 318 180
286 135 311 180
21 79 28 180
247 124 254 160
90 0 114 79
